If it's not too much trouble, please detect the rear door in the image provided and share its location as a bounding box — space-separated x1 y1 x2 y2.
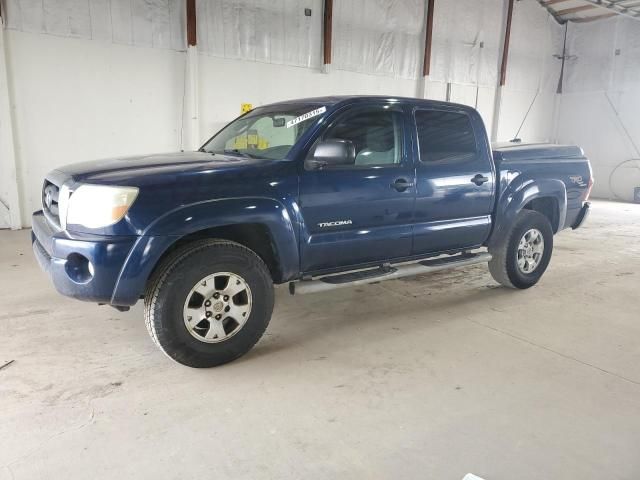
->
298 102 415 273
411 107 495 255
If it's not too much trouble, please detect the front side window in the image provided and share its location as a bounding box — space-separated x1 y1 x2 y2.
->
202 104 326 160
415 110 477 163
319 106 403 167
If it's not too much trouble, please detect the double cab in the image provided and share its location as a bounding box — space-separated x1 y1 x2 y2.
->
32 96 592 367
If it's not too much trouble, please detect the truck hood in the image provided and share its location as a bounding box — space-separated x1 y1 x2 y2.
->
55 152 257 185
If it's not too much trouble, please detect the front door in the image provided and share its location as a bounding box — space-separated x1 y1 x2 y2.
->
412 107 495 255
299 103 415 273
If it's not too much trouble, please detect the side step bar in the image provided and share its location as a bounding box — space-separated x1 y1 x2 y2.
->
289 251 492 295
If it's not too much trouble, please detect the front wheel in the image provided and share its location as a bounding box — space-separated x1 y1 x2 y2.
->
489 210 554 289
144 240 274 368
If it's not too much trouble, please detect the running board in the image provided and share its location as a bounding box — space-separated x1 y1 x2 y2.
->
289 252 492 295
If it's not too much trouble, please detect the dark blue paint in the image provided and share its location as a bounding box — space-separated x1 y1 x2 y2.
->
31 95 592 306
411 104 496 255
298 101 415 271
32 212 135 302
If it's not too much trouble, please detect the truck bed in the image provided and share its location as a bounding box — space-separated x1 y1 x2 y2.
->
492 142 592 232
492 142 585 163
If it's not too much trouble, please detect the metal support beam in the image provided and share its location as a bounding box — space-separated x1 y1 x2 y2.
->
0 13 23 229
499 0 514 86
183 0 199 150
322 0 333 72
422 0 435 77
492 0 515 142
186 0 196 46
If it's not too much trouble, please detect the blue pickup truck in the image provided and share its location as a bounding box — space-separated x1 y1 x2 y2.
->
32 96 592 367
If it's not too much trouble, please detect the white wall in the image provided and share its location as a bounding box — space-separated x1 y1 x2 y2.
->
0 0 563 228
0 23 20 228
422 0 563 144
3 30 185 227
198 57 421 137
556 18 640 202
495 0 562 143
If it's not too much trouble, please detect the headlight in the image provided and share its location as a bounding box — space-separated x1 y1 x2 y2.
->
58 184 71 230
65 185 139 229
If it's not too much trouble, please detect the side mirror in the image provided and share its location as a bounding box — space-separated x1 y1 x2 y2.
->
305 139 355 170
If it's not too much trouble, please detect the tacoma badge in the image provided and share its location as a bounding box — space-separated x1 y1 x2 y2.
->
318 220 353 228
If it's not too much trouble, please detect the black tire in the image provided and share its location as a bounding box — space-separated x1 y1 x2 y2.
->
488 210 554 289
144 239 274 368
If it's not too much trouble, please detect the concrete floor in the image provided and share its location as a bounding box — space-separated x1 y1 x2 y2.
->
1 199 639 480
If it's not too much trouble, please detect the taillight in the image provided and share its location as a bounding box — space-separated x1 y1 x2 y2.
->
585 174 594 201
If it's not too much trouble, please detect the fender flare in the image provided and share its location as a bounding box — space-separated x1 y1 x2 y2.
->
488 178 567 249
110 197 298 306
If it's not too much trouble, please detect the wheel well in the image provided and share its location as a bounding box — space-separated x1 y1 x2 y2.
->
151 224 281 283
523 197 559 232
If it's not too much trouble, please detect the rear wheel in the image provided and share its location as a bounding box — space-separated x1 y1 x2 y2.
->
144 240 274 368
489 210 554 289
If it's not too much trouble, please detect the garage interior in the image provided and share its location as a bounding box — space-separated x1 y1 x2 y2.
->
1 0 639 479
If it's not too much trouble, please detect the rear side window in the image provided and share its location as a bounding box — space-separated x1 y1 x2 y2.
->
415 110 477 163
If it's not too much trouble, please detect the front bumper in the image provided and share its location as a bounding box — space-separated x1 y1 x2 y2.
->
31 211 137 304
571 202 590 229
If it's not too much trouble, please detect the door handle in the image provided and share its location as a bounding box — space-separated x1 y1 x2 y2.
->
391 178 414 192
471 174 489 186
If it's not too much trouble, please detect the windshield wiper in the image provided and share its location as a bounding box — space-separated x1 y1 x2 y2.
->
222 149 259 159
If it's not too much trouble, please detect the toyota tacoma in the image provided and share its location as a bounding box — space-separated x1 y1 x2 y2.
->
32 96 592 367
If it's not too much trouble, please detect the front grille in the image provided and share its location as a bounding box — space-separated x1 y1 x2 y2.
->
42 179 61 229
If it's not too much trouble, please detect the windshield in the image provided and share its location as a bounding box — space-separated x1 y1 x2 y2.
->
201 104 327 160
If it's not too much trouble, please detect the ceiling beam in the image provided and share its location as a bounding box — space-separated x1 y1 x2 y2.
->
537 0 564 23
579 0 640 21
555 4 597 15
570 11 618 21
540 0 640 22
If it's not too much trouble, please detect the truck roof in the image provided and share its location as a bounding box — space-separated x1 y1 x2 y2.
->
263 95 476 112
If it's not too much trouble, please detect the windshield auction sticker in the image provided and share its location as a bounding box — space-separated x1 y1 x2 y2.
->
286 106 327 128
